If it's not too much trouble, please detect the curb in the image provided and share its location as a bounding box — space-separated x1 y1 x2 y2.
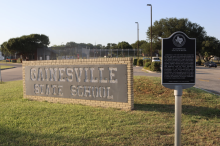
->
193 86 220 96
141 68 161 73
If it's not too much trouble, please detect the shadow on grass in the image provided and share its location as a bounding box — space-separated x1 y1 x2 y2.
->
134 104 220 118
0 126 101 146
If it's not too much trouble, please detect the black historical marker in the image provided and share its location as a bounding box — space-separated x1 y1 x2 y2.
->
162 31 196 89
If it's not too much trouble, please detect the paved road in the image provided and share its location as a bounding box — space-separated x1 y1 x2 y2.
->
195 66 220 94
134 66 220 95
0 63 22 82
1 63 219 94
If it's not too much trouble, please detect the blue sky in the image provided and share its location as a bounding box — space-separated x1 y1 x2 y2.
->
1 0 219 47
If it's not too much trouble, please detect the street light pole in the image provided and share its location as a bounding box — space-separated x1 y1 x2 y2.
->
135 22 139 59
61 42 65 59
147 4 152 62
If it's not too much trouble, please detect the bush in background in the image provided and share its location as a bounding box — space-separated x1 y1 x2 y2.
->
143 59 150 66
150 62 161 71
133 59 138 65
144 62 151 68
11 59 17 63
137 59 143 66
144 62 151 67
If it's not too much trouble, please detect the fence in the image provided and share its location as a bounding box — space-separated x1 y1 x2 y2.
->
37 47 145 60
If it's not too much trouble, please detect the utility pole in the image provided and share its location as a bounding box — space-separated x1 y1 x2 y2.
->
135 22 139 59
147 4 152 62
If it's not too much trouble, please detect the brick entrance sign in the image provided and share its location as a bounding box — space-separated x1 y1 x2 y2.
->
22 58 134 110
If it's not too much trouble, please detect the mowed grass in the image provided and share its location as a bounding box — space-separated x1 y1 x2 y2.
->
0 77 220 145
0 65 14 70
0 60 13 63
0 60 22 63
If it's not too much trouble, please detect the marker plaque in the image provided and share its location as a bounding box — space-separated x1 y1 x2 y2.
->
162 31 196 89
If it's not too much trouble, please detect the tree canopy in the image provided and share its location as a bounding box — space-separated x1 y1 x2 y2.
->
201 36 220 61
146 18 206 52
146 17 220 60
147 18 206 41
0 34 50 55
52 41 134 50
131 40 146 49
140 42 159 56
117 41 132 49
66 42 77 48
61 42 104 49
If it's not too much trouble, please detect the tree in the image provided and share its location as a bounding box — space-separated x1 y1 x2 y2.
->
0 41 11 56
146 18 207 56
87 43 94 49
79 43 86 48
117 41 132 49
105 43 111 49
110 43 117 49
131 40 146 49
140 41 158 56
103 43 117 49
201 36 220 61
96 44 103 49
95 44 103 49
66 42 76 48
1 34 50 55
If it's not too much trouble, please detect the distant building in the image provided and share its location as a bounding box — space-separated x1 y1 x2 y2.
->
36 47 57 60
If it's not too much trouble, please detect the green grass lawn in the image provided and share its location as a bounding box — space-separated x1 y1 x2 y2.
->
0 77 219 145
0 65 14 70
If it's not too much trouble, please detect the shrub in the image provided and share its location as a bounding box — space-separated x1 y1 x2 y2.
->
143 59 150 66
144 62 151 68
150 62 161 71
137 59 143 66
133 59 138 65
11 59 17 63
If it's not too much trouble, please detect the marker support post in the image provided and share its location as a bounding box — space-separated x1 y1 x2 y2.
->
174 85 182 146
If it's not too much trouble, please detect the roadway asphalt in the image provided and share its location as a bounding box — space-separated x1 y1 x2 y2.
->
195 66 220 95
0 63 22 82
1 63 219 95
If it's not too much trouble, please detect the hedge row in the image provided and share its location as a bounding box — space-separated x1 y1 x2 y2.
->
6 59 21 63
133 58 161 71
133 58 151 66
144 62 161 71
